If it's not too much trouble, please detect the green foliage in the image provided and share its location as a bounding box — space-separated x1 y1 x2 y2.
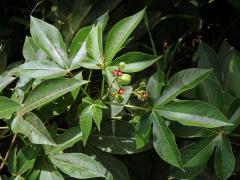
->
1 1 240 179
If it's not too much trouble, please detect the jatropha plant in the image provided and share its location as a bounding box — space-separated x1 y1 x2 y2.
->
0 8 236 179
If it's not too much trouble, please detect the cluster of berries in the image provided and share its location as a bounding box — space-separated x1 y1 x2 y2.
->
111 62 148 102
112 69 123 77
111 88 125 102
136 90 148 101
112 62 131 86
111 87 148 102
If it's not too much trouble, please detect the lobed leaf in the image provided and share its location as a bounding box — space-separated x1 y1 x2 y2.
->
104 9 145 63
155 68 211 107
156 100 232 128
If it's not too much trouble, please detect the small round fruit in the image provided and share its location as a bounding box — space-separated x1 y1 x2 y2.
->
118 62 126 69
115 94 124 102
118 88 125 95
117 74 131 85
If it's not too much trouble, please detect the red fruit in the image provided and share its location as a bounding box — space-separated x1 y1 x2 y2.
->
112 70 118 76
142 91 148 100
118 88 125 95
112 69 123 77
116 70 123 77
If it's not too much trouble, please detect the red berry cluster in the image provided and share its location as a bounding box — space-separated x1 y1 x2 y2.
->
141 91 148 100
112 69 123 77
118 88 125 95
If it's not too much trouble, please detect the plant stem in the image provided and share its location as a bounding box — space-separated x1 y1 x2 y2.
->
84 69 92 93
0 134 17 172
101 75 105 97
0 126 9 130
144 14 160 71
0 156 8 166
104 101 151 111
80 87 90 97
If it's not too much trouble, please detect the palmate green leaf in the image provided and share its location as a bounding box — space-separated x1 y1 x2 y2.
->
135 114 152 149
0 96 20 119
37 156 64 180
224 106 240 133
196 78 224 110
97 11 109 33
17 61 67 79
70 26 92 57
170 137 217 179
75 25 102 70
110 52 160 73
79 104 93 144
92 106 102 130
22 36 48 62
90 120 152 154
214 135 235 180
104 9 145 64
170 122 214 138
156 100 231 128
155 68 211 107
11 76 32 104
12 175 24 180
69 26 91 69
8 147 17 175
197 41 221 81
17 145 39 174
45 127 82 155
85 145 131 180
79 103 103 144
151 111 183 169
11 112 55 145
146 71 164 100
0 76 15 92
227 52 240 97
18 77 87 114
49 153 105 179
30 16 69 69
26 169 40 180
22 36 38 61
86 24 102 65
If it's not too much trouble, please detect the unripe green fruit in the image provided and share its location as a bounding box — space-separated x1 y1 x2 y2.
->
115 94 124 102
117 74 131 85
118 62 126 69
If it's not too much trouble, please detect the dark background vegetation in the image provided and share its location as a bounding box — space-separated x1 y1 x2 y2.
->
1 0 240 179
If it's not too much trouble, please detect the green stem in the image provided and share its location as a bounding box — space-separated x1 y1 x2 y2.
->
202 128 220 134
80 87 90 97
104 101 151 111
144 14 160 71
0 127 9 130
0 156 8 166
83 69 93 96
0 134 17 172
101 76 105 97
